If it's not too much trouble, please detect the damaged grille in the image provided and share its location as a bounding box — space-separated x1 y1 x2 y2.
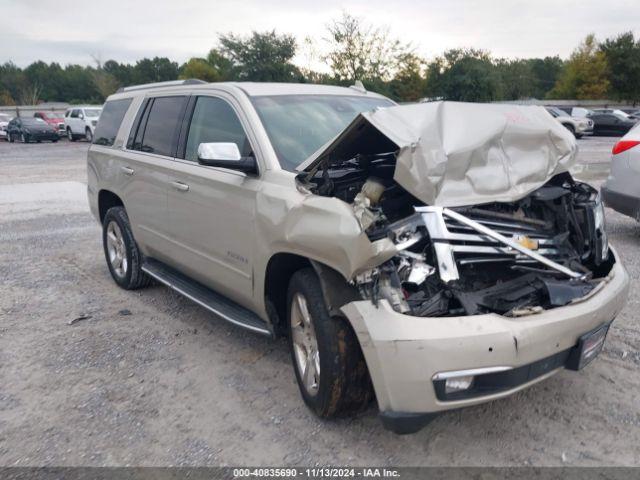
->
418 207 580 283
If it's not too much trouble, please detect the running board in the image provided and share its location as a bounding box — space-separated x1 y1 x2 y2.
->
142 258 272 336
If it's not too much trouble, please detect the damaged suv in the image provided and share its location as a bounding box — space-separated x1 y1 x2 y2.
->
88 80 629 434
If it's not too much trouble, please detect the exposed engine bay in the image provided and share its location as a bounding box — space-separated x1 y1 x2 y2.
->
298 152 614 317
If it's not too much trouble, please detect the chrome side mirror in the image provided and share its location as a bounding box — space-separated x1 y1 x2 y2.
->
197 142 257 174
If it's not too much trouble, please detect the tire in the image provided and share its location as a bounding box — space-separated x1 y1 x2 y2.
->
575 133 583 139
564 123 576 137
85 128 93 142
67 128 76 142
52 138 58 143
287 268 373 418
102 206 152 290
8 133 14 143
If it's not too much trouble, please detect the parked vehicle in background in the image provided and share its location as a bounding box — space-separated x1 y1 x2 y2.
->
87 80 628 434
602 123 640 221
6 117 59 143
558 107 595 118
592 108 638 120
64 106 102 141
0 113 11 141
588 112 637 136
34 111 65 136
545 106 593 138
621 109 640 120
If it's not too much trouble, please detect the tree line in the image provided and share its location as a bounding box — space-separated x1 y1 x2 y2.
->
1 13 639 106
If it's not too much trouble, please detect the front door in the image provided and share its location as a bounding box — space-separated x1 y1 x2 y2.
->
165 94 259 307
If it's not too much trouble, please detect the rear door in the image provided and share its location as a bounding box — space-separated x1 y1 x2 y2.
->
165 94 259 306
117 95 188 262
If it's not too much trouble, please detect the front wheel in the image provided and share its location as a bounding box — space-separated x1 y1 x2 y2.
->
67 128 76 142
287 268 373 418
20 133 27 143
102 206 151 290
85 128 93 142
564 124 576 137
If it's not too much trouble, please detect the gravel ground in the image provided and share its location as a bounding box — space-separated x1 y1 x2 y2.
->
0 136 638 467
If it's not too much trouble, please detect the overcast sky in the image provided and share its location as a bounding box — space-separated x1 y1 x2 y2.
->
1 0 639 69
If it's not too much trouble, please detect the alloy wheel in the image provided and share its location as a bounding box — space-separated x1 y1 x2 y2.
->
105 221 128 278
290 292 320 396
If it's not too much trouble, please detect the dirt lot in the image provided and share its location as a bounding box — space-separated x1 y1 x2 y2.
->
0 137 638 467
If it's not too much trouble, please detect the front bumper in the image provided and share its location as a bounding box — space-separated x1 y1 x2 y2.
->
341 248 629 433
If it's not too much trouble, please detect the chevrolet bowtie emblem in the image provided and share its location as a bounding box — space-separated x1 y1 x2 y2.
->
513 234 539 250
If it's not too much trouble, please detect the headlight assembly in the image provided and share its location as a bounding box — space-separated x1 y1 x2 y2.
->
594 194 609 262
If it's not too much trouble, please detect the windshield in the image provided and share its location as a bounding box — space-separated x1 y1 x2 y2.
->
252 94 394 171
548 107 569 117
84 109 102 117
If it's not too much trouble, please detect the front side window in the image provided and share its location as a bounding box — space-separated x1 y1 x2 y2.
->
251 94 393 171
139 96 187 157
93 98 132 147
70 110 79 118
184 96 251 162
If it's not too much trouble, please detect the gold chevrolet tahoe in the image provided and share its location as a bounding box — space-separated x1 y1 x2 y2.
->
87 80 629 434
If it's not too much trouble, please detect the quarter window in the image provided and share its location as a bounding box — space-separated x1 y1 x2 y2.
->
93 98 132 147
138 96 187 157
185 96 251 162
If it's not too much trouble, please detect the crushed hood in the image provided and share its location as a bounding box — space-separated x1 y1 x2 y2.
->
298 101 577 207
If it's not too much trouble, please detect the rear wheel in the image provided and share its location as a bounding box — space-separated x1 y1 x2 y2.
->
102 206 151 290
287 268 373 418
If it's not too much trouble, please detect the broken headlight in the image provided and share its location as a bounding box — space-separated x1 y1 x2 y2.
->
593 193 609 262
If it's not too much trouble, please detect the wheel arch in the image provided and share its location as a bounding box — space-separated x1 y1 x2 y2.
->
263 252 361 336
98 189 125 223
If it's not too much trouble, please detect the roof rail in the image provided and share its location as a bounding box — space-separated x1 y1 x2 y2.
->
116 79 207 93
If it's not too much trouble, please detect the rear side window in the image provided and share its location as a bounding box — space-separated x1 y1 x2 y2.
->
184 96 251 161
93 98 132 147
138 96 187 157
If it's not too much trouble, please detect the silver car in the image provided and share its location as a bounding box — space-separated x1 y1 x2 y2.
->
87 80 629 434
602 123 640 221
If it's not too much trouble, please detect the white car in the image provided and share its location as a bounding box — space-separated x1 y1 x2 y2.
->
0 113 11 141
64 106 102 142
602 123 640 221
545 107 593 138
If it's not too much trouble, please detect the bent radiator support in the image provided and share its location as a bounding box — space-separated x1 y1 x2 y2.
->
416 206 585 283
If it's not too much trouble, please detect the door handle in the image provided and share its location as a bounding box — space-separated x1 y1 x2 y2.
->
170 181 190 192
120 166 134 176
